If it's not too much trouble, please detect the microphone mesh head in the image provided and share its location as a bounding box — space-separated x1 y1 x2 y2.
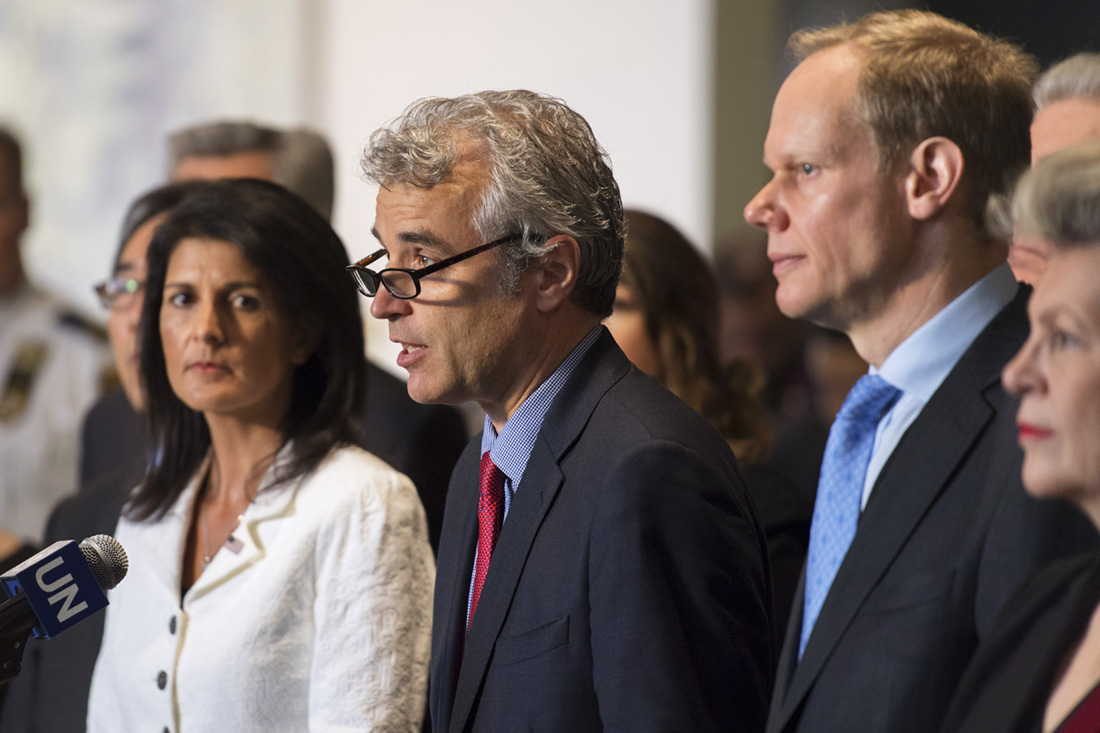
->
78 534 129 590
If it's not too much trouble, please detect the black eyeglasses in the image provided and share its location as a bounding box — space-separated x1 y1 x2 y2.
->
93 276 145 310
346 234 519 300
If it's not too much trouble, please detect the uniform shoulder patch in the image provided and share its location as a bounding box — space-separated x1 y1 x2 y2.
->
57 310 108 342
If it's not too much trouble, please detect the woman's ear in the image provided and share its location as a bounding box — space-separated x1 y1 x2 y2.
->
290 324 321 365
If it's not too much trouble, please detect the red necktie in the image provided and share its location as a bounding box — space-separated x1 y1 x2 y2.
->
469 451 505 630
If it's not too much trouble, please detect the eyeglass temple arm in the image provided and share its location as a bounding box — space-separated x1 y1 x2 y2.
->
350 248 388 269
414 235 519 279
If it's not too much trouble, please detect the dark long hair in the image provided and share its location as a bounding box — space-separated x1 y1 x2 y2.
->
114 181 212 264
127 178 365 521
621 210 774 463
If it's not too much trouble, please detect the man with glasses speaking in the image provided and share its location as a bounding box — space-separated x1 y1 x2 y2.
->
351 90 775 732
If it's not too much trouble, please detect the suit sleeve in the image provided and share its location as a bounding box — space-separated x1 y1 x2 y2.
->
588 440 773 732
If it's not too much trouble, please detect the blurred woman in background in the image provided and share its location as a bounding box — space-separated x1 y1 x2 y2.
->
605 209 810 632
943 141 1100 731
86 179 434 731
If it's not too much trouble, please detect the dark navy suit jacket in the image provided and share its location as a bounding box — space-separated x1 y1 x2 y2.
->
430 329 775 733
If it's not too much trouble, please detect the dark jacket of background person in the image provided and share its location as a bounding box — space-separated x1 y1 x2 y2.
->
940 551 1100 732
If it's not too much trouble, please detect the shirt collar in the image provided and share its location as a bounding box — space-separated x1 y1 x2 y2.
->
875 263 1017 399
480 326 602 489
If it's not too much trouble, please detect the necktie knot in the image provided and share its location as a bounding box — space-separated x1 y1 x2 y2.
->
837 373 901 425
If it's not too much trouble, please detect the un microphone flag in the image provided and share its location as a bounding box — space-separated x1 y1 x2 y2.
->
1 540 109 639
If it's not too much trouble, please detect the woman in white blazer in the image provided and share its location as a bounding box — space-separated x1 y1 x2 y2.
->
86 179 434 732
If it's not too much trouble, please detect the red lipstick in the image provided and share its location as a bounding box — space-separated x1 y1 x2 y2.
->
1017 422 1052 441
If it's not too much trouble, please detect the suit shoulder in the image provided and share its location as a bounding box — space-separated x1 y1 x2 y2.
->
943 551 1100 732
46 476 129 542
592 370 732 452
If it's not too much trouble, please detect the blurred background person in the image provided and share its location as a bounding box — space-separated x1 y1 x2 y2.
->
713 232 865 508
606 208 810 632
944 140 1100 732
1011 53 1100 285
714 231 812 421
1030 53 1100 164
0 181 205 732
167 120 335 221
0 126 111 565
86 179 433 731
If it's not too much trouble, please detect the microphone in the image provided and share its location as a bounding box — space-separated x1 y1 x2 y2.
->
0 535 128 684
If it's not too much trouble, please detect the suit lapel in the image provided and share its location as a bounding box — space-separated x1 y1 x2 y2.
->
185 476 299 603
448 443 564 733
183 444 303 604
768 571 806 731
446 329 630 733
773 287 1030 730
431 444 480 733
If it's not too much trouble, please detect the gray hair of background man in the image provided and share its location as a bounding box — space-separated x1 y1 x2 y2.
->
360 90 625 318
1010 139 1100 250
166 121 335 221
1034 53 1100 110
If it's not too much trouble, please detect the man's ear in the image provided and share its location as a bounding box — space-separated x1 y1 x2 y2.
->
533 235 580 313
904 136 965 221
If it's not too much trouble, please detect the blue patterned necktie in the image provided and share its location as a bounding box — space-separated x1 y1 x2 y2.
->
800 373 901 658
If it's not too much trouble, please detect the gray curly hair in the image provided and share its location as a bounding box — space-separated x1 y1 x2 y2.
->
360 90 624 317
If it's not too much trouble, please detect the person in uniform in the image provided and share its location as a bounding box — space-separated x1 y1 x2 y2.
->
0 126 110 564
